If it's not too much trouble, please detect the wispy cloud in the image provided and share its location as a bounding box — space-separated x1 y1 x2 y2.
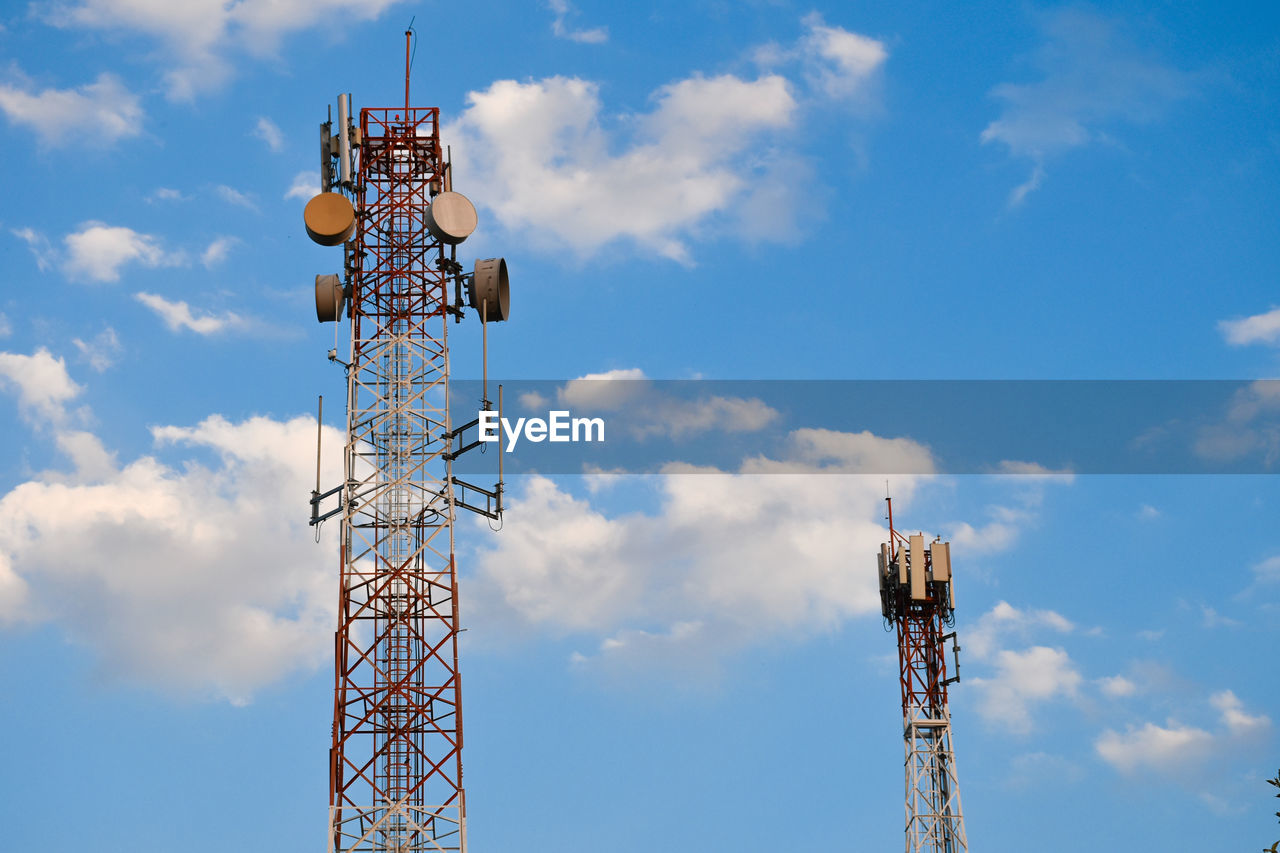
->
285 170 319 201
201 236 237 268
253 116 284 151
981 8 1195 206
547 0 607 44
43 0 411 100
215 184 258 212
134 292 245 335
72 327 122 372
1095 690 1270 775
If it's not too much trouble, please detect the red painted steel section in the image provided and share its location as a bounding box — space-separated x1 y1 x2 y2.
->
328 100 466 852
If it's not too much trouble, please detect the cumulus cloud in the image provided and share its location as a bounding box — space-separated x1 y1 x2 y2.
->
447 72 797 262
970 645 1083 734
1096 721 1215 773
1219 307 1280 347
0 70 143 145
0 348 83 424
441 16 886 261
965 600 1075 660
0 412 342 703
754 13 887 105
44 0 410 99
548 0 607 44
466 428 942 677
796 12 887 100
134 292 245 335
62 222 186 282
981 8 1194 205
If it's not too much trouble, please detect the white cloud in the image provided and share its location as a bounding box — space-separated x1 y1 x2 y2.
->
945 476 1068 554
45 0 409 99
1098 675 1137 697
1253 555 1280 584
253 116 284 151
981 8 1193 204
1219 307 1280 347
148 187 187 203
72 327 122 372
548 0 607 44
62 222 186 283
446 72 797 262
13 227 56 271
0 348 83 424
468 431 944 676
0 313 10 337
545 369 781 440
797 12 887 100
1210 690 1270 737
446 17 886 261
970 645 1082 734
1096 721 1215 773
1096 690 1270 775
215 184 258 211
201 236 236 267
963 600 1081 732
0 412 343 703
0 71 143 145
285 170 319 201
134 292 245 335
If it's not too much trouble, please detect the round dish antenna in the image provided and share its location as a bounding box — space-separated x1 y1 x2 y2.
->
304 192 357 246
468 257 509 322
425 191 478 245
315 273 344 322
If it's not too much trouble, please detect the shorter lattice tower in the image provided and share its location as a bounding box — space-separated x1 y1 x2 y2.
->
877 496 968 853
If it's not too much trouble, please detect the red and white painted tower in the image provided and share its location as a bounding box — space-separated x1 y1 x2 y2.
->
305 31 510 853
877 497 968 853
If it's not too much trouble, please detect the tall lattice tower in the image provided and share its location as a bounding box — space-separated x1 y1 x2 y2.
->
305 31 511 853
877 497 968 853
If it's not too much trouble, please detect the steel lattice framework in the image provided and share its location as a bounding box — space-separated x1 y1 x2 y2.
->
327 104 467 853
878 499 968 853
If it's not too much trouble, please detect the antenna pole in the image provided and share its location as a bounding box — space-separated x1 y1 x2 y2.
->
404 29 412 114
886 493 895 559
315 395 323 494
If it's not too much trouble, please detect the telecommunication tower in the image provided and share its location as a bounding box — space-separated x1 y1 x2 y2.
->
304 30 511 853
877 496 968 853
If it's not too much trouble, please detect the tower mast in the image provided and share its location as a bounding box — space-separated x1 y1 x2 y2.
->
305 30 510 853
878 497 968 853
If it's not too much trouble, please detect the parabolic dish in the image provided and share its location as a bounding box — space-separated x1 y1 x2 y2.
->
425 191 478 245
304 192 357 246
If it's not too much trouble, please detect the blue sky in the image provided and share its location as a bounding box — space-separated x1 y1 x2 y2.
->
1 1 1279 851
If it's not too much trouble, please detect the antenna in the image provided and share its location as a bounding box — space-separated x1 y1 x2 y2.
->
300 57 516 853
875 504 967 853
